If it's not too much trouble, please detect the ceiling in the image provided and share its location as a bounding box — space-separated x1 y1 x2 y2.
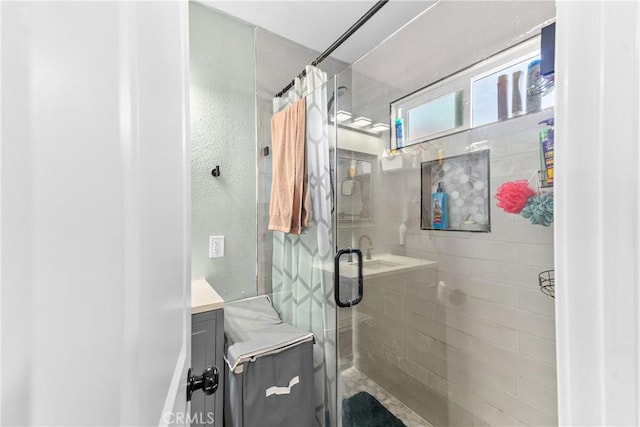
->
201 1 437 64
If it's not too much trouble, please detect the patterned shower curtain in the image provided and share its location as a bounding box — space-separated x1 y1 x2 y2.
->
271 65 337 427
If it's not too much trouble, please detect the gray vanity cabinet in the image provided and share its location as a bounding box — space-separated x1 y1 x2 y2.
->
191 308 224 427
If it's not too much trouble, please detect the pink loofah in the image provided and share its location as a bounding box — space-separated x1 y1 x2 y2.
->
495 180 536 214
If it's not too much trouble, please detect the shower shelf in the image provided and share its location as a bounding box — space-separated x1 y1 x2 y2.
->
538 269 554 299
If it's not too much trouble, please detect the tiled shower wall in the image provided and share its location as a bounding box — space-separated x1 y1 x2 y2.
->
340 2 557 425
353 111 557 426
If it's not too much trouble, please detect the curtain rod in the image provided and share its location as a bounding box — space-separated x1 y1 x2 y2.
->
274 0 389 98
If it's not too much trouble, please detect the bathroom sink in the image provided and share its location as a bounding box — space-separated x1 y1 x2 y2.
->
361 260 402 270
329 254 437 279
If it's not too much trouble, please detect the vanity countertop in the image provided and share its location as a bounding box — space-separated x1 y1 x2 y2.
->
191 278 224 314
322 253 437 279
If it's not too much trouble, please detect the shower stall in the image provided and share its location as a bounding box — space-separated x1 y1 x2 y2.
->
257 3 558 426
329 65 556 427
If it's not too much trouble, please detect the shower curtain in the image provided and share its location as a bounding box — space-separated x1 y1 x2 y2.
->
271 65 336 427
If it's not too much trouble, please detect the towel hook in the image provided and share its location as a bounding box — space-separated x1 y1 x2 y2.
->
211 165 220 177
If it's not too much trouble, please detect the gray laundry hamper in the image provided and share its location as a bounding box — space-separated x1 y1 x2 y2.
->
223 295 315 427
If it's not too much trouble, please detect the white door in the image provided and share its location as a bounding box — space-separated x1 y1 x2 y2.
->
1 2 192 425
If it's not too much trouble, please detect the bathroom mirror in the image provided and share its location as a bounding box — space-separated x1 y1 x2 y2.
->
337 150 375 221
341 179 359 197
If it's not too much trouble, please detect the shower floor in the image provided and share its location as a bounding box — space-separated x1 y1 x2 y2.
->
341 367 433 427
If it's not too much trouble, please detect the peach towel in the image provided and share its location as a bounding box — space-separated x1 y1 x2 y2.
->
268 98 310 234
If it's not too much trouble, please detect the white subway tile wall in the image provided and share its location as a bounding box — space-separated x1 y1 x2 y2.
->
351 109 556 426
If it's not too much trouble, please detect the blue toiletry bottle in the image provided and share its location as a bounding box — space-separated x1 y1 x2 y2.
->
432 182 448 229
395 108 404 148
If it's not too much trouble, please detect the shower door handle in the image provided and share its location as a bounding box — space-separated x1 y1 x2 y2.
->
334 248 363 308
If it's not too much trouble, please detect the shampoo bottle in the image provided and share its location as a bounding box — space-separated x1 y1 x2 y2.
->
526 59 542 113
539 118 554 187
399 222 407 245
497 74 509 121
395 108 404 148
511 70 524 116
432 182 448 229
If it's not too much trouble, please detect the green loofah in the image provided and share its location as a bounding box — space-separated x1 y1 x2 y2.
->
521 193 554 226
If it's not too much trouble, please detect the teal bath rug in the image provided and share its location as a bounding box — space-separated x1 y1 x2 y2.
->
342 391 407 427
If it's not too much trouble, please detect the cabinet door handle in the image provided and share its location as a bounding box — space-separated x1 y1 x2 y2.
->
186 365 218 401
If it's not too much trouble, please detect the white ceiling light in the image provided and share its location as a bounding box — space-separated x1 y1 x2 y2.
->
336 110 352 123
370 123 390 133
351 116 372 127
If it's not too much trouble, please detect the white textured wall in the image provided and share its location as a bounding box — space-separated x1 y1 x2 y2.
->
190 3 257 301
342 1 558 426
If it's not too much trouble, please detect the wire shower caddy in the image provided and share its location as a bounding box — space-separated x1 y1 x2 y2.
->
538 269 554 298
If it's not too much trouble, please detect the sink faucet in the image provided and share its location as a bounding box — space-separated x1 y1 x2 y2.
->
358 235 373 260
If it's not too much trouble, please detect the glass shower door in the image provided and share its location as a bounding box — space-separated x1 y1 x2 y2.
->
331 72 406 427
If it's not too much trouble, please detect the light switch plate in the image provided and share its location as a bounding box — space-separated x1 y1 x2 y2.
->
209 236 224 258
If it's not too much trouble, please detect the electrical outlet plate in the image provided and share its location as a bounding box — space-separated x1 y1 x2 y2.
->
209 236 224 258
